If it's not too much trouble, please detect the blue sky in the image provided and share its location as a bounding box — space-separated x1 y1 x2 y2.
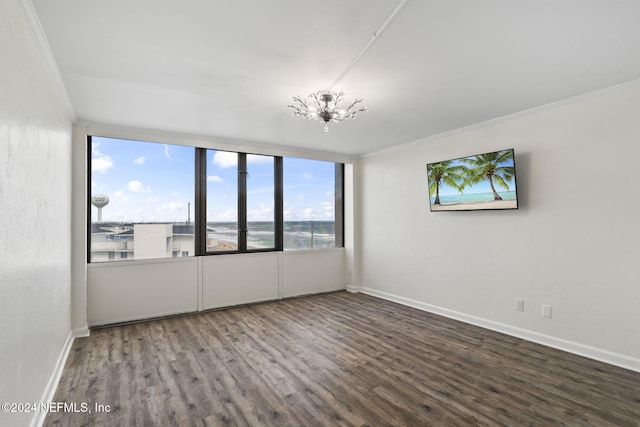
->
91 137 336 223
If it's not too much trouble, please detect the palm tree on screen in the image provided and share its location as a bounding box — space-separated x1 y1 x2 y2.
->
461 150 515 201
427 161 467 205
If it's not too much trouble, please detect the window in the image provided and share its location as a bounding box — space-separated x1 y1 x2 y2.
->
205 150 239 252
283 158 343 250
89 136 195 262
246 154 276 250
89 136 343 262
203 151 281 253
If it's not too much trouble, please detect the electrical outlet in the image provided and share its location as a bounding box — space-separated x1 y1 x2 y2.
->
542 304 552 318
515 298 524 312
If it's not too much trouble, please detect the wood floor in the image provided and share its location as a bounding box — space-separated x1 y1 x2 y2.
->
46 292 640 426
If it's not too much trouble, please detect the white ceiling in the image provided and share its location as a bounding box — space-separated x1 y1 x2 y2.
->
32 0 640 156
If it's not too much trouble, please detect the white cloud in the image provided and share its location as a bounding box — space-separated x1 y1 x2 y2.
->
214 209 237 221
91 142 113 173
155 202 189 222
164 144 171 160
111 190 129 201
156 202 183 214
207 175 223 183
92 155 113 173
213 151 237 168
213 152 272 168
248 203 274 221
247 154 273 165
320 201 335 218
133 156 145 165
127 180 150 193
145 196 159 203
302 173 313 180
131 208 147 221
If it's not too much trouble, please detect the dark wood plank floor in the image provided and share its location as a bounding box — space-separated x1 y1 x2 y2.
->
45 292 640 426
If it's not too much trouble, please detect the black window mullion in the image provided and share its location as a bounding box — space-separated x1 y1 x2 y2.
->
194 148 207 256
238 153 248 252
274 157 283 251
335 163 344 248
86 135 93 263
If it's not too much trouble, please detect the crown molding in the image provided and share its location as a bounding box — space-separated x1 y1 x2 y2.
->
16 0 76 122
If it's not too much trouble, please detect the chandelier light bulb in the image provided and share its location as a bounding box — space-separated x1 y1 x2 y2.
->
286 90 367 132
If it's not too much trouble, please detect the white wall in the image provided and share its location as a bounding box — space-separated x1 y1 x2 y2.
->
88 258 198 325
0 1 73 425
355 82 640 371
282 249 346 298
202 253 280 310
87 249 346 326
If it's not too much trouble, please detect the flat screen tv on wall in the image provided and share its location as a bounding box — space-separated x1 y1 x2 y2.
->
426 148 518 212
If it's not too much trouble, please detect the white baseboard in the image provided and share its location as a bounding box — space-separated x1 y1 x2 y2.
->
72 326 90 338
282 286 347 299
351 286 640 374
30 331 75 427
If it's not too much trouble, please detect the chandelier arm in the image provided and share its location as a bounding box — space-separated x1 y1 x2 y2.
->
333 92 344 107
352 106 367 115
291 95 310 109
311 92 323 109
344 98 363 112
288 107 306 116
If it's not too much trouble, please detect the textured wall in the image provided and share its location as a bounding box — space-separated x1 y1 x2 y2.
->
0 0 73 425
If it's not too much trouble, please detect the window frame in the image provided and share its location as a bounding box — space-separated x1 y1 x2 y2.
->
199 150 283 255
87 135 343 263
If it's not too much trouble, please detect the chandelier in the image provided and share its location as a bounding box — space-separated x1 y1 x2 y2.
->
287 90 367 132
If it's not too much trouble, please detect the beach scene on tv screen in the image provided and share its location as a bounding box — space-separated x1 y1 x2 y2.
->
426 149 517 211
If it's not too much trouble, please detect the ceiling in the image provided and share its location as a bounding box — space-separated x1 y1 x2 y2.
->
31 0 640 156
